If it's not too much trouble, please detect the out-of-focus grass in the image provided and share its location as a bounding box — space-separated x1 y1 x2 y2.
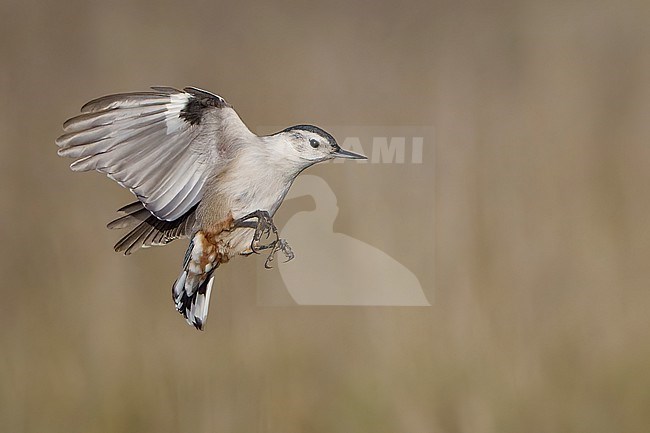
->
1 0 649 432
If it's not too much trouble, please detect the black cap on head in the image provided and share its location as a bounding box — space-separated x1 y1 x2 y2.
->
279 124 367 159
281 124 338 146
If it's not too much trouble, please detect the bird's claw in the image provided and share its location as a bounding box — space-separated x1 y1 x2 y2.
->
232 210 294 267
264 238 294 269
251 218 278 254
234 210 280 254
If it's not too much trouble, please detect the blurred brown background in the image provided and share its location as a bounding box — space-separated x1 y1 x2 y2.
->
1 0 649 432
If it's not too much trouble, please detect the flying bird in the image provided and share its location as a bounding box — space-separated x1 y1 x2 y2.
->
56 86 365 330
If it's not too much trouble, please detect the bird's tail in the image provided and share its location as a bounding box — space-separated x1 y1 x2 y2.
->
172 232 221 330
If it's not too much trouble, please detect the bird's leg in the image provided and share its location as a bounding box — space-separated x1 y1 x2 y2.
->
232 210 279 253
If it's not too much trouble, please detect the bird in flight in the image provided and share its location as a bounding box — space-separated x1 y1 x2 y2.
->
56 86 366 330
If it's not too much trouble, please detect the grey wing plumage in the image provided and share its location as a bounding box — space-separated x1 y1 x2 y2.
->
56 86 245 222
106 201 197 255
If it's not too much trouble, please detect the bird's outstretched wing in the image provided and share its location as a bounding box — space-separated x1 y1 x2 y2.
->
56 86 251 221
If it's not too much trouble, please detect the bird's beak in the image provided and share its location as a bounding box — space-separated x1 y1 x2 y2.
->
332 147 367 160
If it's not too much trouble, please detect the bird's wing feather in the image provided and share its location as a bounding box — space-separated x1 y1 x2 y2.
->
107 201 198 255
56 86 249 221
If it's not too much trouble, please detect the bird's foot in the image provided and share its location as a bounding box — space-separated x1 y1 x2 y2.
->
264 238 295 269
233 210 279 254
233 210 294 267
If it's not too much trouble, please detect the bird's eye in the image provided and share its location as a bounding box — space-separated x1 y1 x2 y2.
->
309 139 320 148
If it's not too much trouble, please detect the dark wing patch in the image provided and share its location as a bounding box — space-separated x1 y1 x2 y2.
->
180 87 231 126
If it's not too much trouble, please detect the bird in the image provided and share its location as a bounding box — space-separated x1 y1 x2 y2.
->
56 86 366 330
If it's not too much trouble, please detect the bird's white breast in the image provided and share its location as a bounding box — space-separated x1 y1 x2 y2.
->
197 139 299 256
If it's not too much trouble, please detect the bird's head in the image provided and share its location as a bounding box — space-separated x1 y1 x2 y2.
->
272 125 367 166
